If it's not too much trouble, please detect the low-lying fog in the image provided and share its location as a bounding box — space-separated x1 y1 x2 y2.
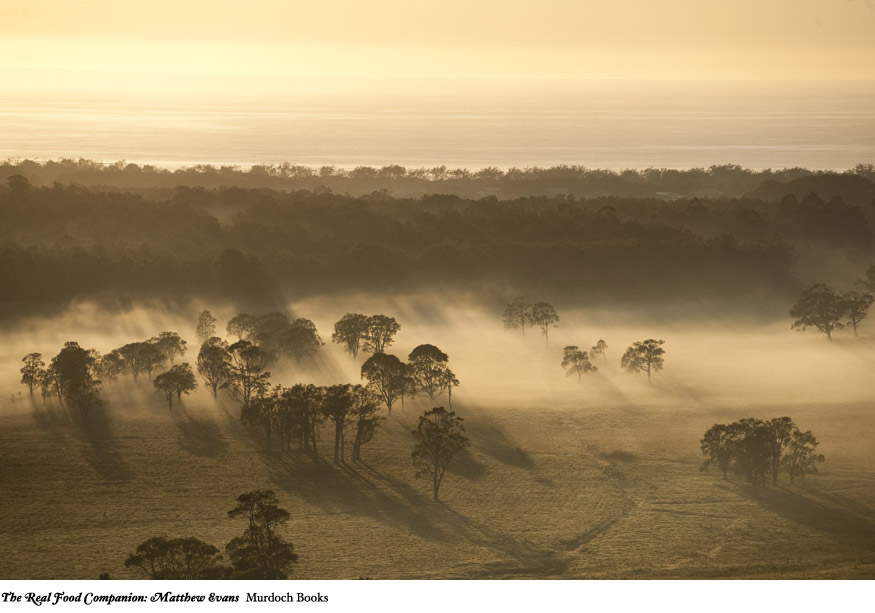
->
2 294 874 414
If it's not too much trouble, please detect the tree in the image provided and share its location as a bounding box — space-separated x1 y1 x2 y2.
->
620 339 666 381
275 384 323 455
411 407 470 501
279 318 323 361
39 364 60 402
20 353 45 395
530 302 559 346
196 310 217 344
841 290 873 336
782 429 825 483
789 284 845 340
764 417 795 486
332 313 369 359
700 423 740 479
502 297 532 338
227 313 257 341
97 350 125 385
196 337 231 398
561 346 597 382
226 490 298 579
118 341 165 381
152 331 187 365
125 536 227 579
227 341 271 418
362 315 400 354
361 353 405 414
857 265 875 293
321 384 356 463
590 339 608 364
441 368 460 410
153 363 197 411
247 389 277 451
408 344 451 402
350 387 383 461
51 341 101 421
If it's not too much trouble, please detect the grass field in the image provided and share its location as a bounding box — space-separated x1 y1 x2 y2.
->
1 306 874 579
1 388 874 579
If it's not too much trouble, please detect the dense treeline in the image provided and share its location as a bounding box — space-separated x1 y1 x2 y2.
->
3 158 875 200
5 173 873 316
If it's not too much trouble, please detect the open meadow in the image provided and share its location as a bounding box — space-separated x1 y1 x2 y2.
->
1 302 874 579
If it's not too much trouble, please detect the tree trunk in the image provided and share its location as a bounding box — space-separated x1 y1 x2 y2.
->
448 385 453 410
264 419 271 451
433 474 440 501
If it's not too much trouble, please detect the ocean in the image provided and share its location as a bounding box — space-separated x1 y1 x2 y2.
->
2 82 874 170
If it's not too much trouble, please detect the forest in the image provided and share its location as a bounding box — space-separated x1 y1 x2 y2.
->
1 164 873 318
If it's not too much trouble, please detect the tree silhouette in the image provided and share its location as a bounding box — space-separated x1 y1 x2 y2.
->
124 536 227 580
226 490 298 579
196 337 231 398
152 331 187 365
700 423 740 479
20 353 44 395
362 315 400 354
332 313 369 359
530 302 559 347
561 346 597 381
153 363 197 411
411 407 469 501
51 341 101 421
227 341 271 419
97 350 124 385
196 310 217 344
789 284 845 340
620 339 666 381
782 429 825 483
227 313 257 341
841 290 873 336
321 384 356 463
361 352 406 414
408 344 452 403
350 387 383 461
502 297 531 338
590 339 608 364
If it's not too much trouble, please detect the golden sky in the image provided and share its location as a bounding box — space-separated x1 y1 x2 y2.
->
2 0 874 94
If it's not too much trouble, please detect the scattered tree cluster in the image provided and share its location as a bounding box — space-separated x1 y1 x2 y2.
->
125 490 297 580
502 298 560 345
700 417 824 489
790 283 874 339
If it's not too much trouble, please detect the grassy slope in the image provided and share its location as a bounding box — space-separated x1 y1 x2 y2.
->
1 387 873 580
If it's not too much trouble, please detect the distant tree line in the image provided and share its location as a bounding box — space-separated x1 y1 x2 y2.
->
7 175 874 316
4 159 873 201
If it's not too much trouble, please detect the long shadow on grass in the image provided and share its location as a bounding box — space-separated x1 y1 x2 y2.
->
355 461 570 577
746 486 875 546
172 405 229 458
80 403 132 481
462 417 534 469
265 453 450 542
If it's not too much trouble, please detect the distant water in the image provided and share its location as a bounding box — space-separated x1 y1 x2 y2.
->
2 83 874 170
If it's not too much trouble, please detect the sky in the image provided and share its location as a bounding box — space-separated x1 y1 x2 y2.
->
1 0 874 96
